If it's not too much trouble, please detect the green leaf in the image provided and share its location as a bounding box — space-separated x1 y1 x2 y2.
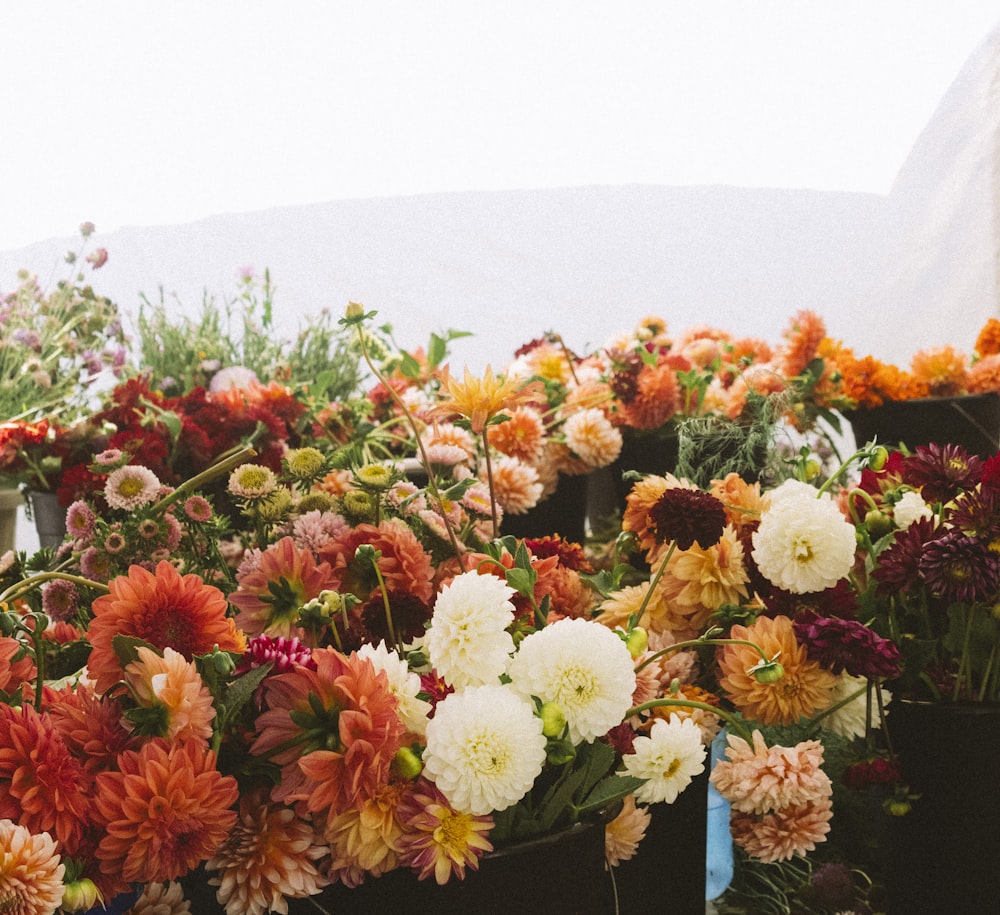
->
220 662 273 724
428 332 447 368
505 567 536 598
578 774 646 817
536 765 589 833
112 634 159 669
399 351 422 379
575 739 618 798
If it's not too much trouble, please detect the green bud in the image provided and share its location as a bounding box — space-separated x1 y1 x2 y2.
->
869 445 889 472
545 738 577 767
750 659 785 684
0 612 20 638
802 458 822 482
345 301 365 321
392 746 423 780
883 796 912 817
209 645 237 677
864 508 893 540
539 702 567 738
624 627 648 659
61 878 101 912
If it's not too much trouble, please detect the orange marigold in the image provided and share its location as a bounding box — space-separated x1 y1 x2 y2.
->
975 318 1000 357
779 310 826 380
967 354 1000 394
910 344 970 397
93 738 238 885
486 406 547 463
87 561 246 695
619 363 680 430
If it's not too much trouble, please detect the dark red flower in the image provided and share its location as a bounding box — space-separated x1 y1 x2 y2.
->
522 535 594 573
872 517 939 597
647 487 727 550
763 580 859 621
841 754 902 790
918 530 1000 604
903 443 982 505
792 613 902 678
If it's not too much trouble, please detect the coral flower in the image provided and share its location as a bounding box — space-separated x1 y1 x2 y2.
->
619 363 680 430
320 519 435 604
910 344 969 396
0 702 91 853
431 364 532 434
717 615 837 725
87 561 246 695
562 407 623 469
710 729 832 816
124 881 190 914
604 794 651 866
0 636 35 693
46 682 136 776
778 309 826 380
93 738 239 885
0 818 66 915
206 785 329 915
730 797 833 863
484 455 543 515
324 780 409 885
251 647 404 817
230 536 339 639
395 778 494 885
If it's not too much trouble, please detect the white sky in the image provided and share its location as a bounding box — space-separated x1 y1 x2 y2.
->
1 2 998 253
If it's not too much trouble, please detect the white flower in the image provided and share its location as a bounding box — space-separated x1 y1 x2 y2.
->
426 571 516 689
621 715 707 804
822 673 891 739
892 490 933 530
751 488 857 593
357 640 432 736
103 465 162 511
507 617 636 743
422 684 547 815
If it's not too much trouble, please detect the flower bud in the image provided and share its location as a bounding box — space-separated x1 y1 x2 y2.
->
545 738 576 767
883 796 912 817
624 627 648 659
864 509 893 540
539 702 567 738
750 659 785 684
61 878 100 912
869 446 889 472
802 458 822 482
392 746 423 780
208 645 237 677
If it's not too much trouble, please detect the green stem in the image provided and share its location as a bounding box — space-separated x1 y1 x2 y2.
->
481 428 499 539
0 571 107 607
634 635 772 674
626 696 753 743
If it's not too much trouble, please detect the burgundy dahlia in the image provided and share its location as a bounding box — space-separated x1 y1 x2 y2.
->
647 487 727 550
792 613 902 679
917 529 1000 604
903 443 983 505
872 516 938 596
841 755 902 791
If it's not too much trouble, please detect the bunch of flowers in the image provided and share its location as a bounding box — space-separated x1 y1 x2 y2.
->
808 316 1000 410
0 439 708 913
0 224 127 431
582 440 906 911
848 441 1000 703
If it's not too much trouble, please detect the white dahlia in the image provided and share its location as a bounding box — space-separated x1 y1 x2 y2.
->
507 617 636 743
621 715 707 804
751 486 856 593
425 571 516 689
422 684 547 815
357 640 433 736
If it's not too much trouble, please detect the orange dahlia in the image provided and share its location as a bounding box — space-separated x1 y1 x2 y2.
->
206 785 328 915
0 702 91 853
486 406 547 463
123 646 216 743
967 354 1000 394
319 519 435 604
87 561 245 695
324 780 410 885
0 818 66 915
716 615 836 726
250 647 404 817
93 738 238 884
619 363 680 430
779 309 826 380
230 536 339 639
45 682 137 776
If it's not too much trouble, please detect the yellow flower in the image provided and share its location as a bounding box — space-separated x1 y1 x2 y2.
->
432 365 530 434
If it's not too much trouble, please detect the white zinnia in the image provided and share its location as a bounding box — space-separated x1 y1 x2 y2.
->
892 490 933 530
621 715 707 804
357 641 432 736
751 486 857 594
422 684 547 815
507 617 636 744
425 571 516 689
822 673 892 739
